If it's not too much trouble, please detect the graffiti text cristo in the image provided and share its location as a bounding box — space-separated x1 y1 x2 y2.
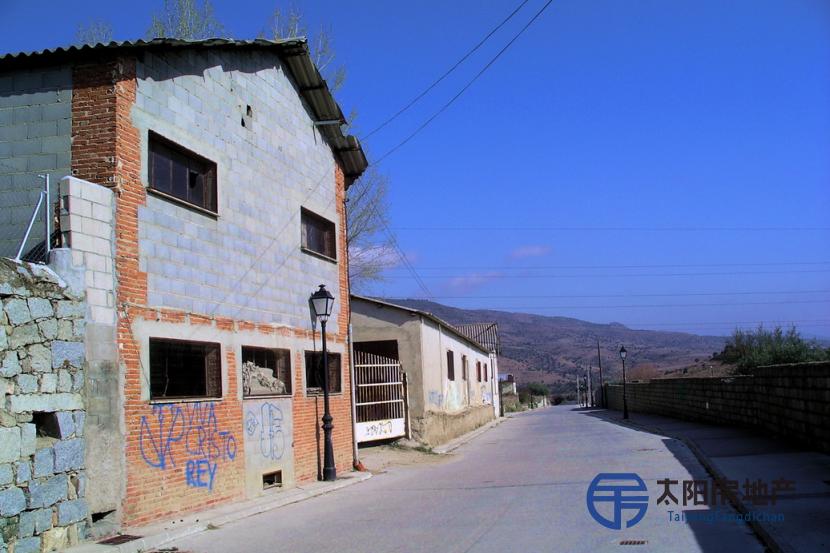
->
139 402 237 491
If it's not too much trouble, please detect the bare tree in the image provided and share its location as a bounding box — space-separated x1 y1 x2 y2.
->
76 20 114 46
265 6 346 92
346 166 396 290
147 0 225 40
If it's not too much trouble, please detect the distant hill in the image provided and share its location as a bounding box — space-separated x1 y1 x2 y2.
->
385 299 727 395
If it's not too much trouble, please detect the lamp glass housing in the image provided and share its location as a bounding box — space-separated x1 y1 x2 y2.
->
310 284 335 323
619 346 627 360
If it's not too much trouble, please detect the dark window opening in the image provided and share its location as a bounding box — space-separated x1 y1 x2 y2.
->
304 351 342 393
484 363 489 382
262 470 282 489
301 208 336 260
32 412 61 439
354 340 399 359
461 355 468 380
446 350 455 381
149 132 217 213
476 361 482 382
242 346 292 397
149 338 222 400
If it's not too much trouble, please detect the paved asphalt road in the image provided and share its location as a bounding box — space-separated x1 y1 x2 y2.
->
165 406 765 553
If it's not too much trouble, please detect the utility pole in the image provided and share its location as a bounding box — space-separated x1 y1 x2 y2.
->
596 339 605 408
588 364 594 407
576 372 581 407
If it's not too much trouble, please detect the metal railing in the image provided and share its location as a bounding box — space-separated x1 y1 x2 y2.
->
6 174 60 264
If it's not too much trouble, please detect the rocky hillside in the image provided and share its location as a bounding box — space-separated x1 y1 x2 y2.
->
386 298 727 394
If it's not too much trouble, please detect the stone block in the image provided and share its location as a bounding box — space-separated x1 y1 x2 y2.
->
18 510 35 538
72 412 85 437
0 464 12 485
34 508 52 534
26 298 53 320
16 374 38 394
0 487 25 516
53 439 84 471
39 373 57 394
57 499 87 525
37 319 57 341
71 372 84 393
0 327 6 350
4 298 32 325
0 353 20 378
9 324 40 348
0 427 21 463
19 424 35 457
8 393 83 413
56 321 73 340
42 524 72 552
54 412 74 438
56 371 72 393
51 341 84 370
24 344 51 373
55 301 83 319
34 448 53 478
14 535 40 553
15 461 31 484
28 475 67 508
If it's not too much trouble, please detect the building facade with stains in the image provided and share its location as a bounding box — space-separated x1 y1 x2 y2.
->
350 296 499 447
0 38 367 529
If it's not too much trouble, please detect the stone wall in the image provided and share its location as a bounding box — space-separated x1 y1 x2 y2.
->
604 362 830 453
415 404 494 448
0 257 87 553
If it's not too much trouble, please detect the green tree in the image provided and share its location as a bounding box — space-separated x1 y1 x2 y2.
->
715 325 829 372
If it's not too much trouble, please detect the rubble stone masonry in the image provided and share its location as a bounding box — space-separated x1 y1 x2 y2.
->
0 257 88 553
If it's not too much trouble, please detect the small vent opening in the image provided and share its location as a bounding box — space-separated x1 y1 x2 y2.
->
262 470 282 490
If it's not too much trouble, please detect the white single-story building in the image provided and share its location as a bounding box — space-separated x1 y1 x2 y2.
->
350 296 500 446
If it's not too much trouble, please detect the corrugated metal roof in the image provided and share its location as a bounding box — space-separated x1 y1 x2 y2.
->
0 38 368 181
454 323 500 355
351 295 493 354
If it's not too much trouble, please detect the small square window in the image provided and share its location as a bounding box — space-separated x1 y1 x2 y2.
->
304 351 341 393
242 346 292 397
149 338 221 400
148 132 217 213
301 208 336 260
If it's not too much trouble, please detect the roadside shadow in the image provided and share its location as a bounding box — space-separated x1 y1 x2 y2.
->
576 407 768 552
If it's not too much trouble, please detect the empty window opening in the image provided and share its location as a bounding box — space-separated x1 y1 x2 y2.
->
304 351 342 393
262 470 282 489
91 510 117 523
476 361 482 382
242 346 292 397
32 412 61 440
149 338 222 400
461 355 468 381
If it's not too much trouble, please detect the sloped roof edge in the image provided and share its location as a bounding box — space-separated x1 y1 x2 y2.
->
0 38 368 181
351 295 494 354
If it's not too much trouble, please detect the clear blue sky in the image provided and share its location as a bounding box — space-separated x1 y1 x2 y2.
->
2 0 828 337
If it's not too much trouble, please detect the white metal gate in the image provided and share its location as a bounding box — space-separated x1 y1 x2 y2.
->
353 351 407 443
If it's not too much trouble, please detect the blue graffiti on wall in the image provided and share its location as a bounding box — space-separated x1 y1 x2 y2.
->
139 402 237 491
245 403 285 460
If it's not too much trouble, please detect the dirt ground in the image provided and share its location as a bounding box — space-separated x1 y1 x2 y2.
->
357 442 451 473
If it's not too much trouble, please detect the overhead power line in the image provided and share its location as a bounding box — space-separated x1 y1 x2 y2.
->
406 289 830 300
388 261 830 271
373 0 556 164
425 299 830 310
383 269 830 279
361 0 531 140
392 226 830 232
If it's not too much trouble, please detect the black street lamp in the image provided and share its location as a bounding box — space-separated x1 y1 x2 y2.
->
310 284 336 481
619 345 629 419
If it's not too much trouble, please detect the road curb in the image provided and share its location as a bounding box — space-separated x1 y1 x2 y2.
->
611 414 796 553
64 472 372 553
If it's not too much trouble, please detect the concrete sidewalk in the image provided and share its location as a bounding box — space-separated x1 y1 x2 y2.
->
588 409 830 553
64 471 372 553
